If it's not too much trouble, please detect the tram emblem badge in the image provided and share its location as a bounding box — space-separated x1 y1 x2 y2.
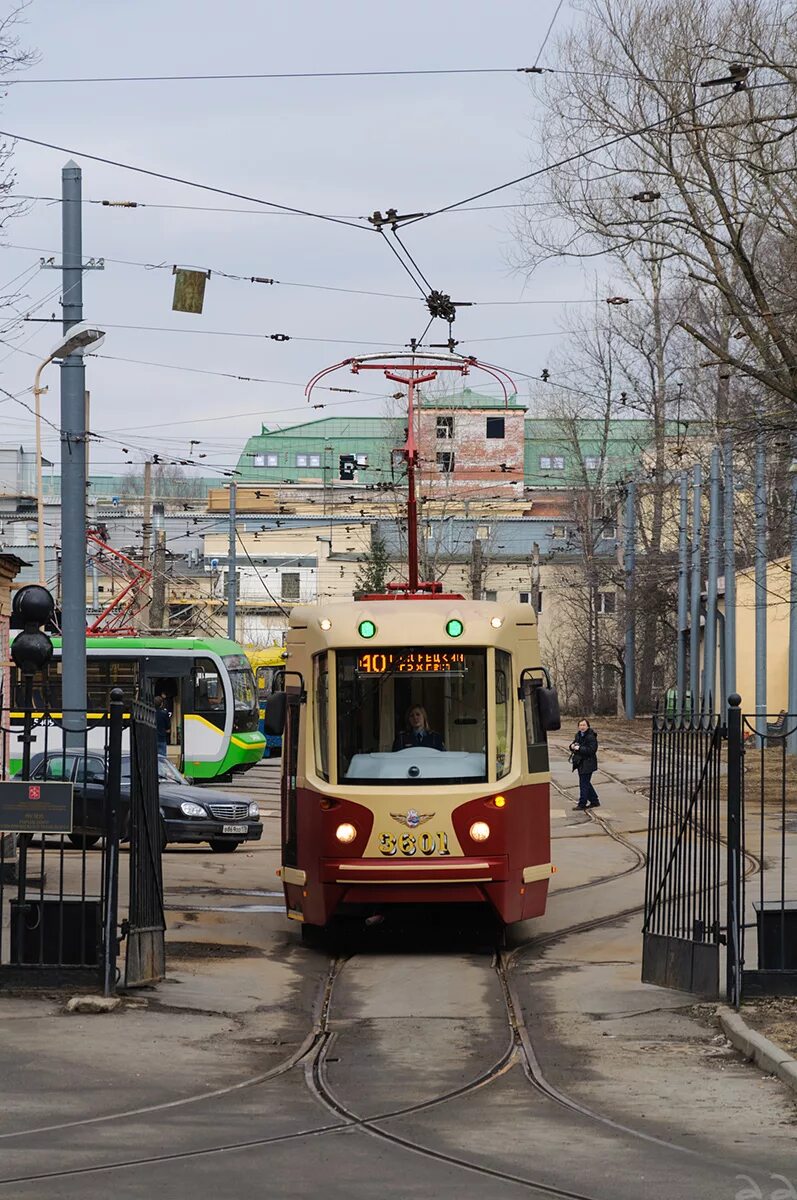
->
391 809 434 829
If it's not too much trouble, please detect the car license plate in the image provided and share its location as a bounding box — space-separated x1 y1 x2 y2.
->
222 824 248 835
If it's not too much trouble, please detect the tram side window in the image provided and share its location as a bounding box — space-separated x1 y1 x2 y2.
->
87 659 138 710
193 658 225 730
313 653 329 781
522 680 550 775
495 650 513 780
11 663 62 711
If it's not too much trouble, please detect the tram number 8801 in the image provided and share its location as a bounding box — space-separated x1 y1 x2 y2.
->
378 831 451 857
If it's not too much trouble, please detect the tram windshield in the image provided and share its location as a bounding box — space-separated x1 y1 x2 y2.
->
334 647 488 785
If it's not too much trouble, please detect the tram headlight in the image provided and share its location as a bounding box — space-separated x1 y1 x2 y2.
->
180 801 207 818
248 802 260 818
335 822 357 844
490 616 504 629
319 618 332 631
469 820 491 842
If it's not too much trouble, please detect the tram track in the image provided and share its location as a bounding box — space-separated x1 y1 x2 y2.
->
0 772 767 1191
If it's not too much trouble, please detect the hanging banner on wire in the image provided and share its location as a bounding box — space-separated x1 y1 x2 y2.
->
172 267 210 314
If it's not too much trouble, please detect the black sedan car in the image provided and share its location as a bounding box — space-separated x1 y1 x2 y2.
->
20 752 263 853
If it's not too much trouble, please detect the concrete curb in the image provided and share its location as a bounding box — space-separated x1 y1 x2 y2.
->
717 1007 797 1094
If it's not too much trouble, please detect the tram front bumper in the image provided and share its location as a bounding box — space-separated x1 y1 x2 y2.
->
322 856 508 885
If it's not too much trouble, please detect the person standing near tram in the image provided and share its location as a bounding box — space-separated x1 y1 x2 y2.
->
569 718 600 810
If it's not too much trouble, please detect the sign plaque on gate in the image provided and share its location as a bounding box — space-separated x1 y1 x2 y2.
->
0 781 73 834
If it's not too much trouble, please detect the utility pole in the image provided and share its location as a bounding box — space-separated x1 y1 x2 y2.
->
140 459 152 629
787 441 797 754
227 481 237 639
689 465 703 714
623 482 636 719
754 426 767 737
470 537 483 600
60 161 86 747
722 431 736 700
676 471 689 707
704 447 721 711
150 502 166 631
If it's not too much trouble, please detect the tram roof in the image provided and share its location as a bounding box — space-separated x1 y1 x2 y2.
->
287 598 537 648
47 636 246 657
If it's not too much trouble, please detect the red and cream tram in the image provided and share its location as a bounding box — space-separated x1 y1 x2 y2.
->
269 594 560 931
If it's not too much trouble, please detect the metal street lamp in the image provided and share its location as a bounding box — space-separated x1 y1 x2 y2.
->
33 324 106 585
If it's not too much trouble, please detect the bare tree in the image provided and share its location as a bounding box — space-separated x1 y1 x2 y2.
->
516 0 797 419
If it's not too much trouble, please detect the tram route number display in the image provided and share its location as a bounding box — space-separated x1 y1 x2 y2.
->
357 651 465 675
378 831 451 856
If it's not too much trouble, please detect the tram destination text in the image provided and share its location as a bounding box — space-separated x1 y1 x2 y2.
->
356 651 466 676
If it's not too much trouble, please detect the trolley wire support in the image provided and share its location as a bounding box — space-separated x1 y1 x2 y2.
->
305 351 517 592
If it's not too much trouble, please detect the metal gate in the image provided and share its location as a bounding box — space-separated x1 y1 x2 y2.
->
125 699 165 987
731 703 797 1003
0 688 166 993
0 692 124 990
642 710 725 996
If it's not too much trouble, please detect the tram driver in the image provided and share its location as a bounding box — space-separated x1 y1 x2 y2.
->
392 705 445 752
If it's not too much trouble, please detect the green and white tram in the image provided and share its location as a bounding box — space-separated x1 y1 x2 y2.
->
9 636 265 781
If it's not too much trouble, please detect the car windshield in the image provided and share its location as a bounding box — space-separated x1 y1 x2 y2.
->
333 647 487 785
120 756 187 785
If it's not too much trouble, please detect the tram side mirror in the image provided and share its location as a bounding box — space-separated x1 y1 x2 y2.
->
263 690 287 736
537 687 561 732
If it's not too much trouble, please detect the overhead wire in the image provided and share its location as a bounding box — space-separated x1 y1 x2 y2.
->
399 83 784 227
0 127 372 233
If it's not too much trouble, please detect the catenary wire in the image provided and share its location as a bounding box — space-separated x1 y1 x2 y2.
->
0 128 371 232
400 84 783 227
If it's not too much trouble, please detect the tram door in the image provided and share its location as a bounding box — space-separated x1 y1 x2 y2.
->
140 657 191 764
281 692 301 869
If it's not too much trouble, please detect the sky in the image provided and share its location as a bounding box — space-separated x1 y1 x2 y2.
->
0 0 612 481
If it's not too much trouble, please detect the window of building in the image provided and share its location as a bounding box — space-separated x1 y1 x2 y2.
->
281 572 301 602
253 454 265 467
356 454 368 467
266 453 279 467
484 589 497 601
437 451 455 474
539 455 565 471
486 416 505 439
436 416 454 440
552 456 565 470
551 525 567 539
308 453 321 468
597 591 616 615
585 455 601 470
296 454 308 468
601 523 617 540
519 592 544 613
597 663 616 692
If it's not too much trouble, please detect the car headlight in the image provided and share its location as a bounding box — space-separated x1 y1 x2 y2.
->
180 801 207 818
469 820 490 842
248 802 260 818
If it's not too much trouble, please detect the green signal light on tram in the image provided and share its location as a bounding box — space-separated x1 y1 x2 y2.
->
446 618 464 638
358 619 377 639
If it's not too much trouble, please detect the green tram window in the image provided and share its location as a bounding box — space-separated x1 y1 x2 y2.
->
193 658 226 730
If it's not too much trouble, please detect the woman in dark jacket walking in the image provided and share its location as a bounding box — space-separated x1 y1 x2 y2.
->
570 719 600 810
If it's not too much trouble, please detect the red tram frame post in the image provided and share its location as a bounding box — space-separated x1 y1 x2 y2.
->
305 353 516 593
